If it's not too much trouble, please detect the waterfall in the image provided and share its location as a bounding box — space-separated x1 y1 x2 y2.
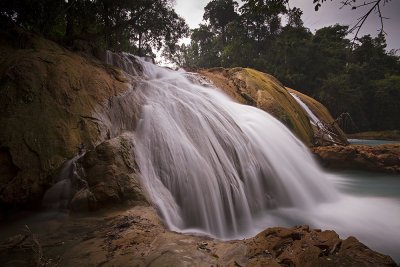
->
289 92 335 143
41 53 400 259
132 57 337 238
42 155 85 209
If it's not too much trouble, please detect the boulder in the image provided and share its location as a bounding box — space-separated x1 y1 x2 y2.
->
78 133 149 210
247 225 397 267
198 68 347 147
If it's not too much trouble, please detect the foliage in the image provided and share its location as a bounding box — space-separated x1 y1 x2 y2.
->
178 0 400 132
0 0 189 55
1 0 399 132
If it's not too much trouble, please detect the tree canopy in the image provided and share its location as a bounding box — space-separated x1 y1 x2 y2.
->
164 0 400 133
0 0 189 55
1 0 399 133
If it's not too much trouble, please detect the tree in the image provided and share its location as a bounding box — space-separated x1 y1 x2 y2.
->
0 0 189 56
313 0 392 45
203 0 239 46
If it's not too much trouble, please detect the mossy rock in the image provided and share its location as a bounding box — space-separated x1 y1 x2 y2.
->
286 88 348 146
198 68 314 146
0 27 130 209
198 68 349 147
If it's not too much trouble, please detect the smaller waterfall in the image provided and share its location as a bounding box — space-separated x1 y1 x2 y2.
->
42 155 86 209
290 92 335 143
105 51 140 76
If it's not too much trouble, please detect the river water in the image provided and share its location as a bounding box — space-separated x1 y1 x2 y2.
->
348 139 400 145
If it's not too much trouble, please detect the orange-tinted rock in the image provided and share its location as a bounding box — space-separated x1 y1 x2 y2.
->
313 144 400 173
0 27 130 209
198 68 348 147
1 208 396 266
246 225 397 267
79 133 149 210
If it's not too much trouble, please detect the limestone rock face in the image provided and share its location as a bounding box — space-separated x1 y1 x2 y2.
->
286 88 348 146
198 68 314 146
313 144 400 173
198 68 348 147
0 27 130 209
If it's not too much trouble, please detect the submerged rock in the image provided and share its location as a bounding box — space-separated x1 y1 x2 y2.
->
313 144 400 173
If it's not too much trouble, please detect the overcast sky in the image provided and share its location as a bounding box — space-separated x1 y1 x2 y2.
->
174 0 400 51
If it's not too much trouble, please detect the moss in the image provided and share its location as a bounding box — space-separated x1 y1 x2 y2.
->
241 68 314 146
286 88 348 145
0 28 130 207
199 67 348 147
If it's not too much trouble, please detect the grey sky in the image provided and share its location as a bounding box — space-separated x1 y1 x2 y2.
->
174 0 400 51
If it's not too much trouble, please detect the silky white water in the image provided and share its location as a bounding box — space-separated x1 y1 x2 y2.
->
290 92 335 142
104 54 400 260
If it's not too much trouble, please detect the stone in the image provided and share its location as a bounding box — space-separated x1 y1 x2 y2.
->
1 207 396 266
70 188 97 212
313 144 400 173
0 26 130 209
198 68 348 147
79 133 149 209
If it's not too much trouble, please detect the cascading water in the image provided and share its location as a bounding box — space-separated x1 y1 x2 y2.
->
132 57 337 238
289 92 335 143
127 57 400 260
81 53 400 260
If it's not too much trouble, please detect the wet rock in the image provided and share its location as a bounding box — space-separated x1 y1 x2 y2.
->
313 144 400 173
247 225 397 267
198 68 347 147
1 208 396 267
70 188 97 212
0 27 130 209
79 133 149 209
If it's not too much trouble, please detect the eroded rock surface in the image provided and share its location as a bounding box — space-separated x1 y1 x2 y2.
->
286 88 348 146
247 226 397 267
0 206 396 266
0 27 132 210
41 133 149 212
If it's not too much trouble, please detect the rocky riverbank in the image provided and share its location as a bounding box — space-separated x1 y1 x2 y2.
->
313 144 400 173
0 205 397 266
